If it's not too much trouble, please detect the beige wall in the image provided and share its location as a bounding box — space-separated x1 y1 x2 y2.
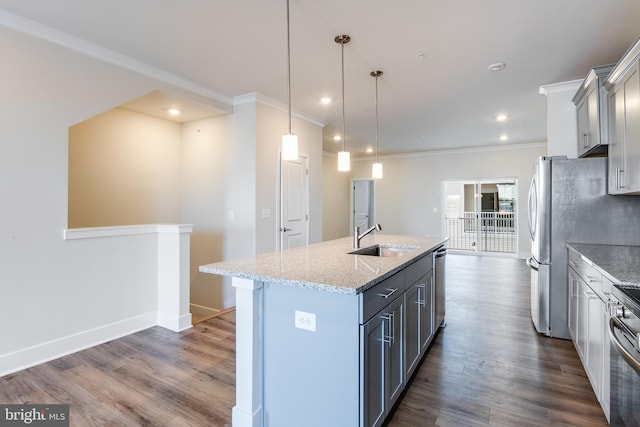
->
322 152 351 241
67 97 325 314
68 108 183 227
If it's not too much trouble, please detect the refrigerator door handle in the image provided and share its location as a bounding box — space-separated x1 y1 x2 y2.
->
527 175 537 241
526 257 539 271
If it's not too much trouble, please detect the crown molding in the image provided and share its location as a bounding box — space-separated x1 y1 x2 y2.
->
538 80 582 96
234 92 326 128
0 8 233 109
352 141 547 161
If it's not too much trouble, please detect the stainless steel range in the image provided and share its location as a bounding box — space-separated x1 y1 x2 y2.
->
609 285 640 426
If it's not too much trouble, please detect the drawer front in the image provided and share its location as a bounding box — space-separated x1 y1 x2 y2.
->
404 254 433 286
568 249 604 299
361 271 405 323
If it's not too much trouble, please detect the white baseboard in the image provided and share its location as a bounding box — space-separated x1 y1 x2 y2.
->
0 311 157 377
158 312 193 332
190 303 220 318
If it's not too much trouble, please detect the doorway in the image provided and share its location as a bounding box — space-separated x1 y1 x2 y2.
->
353 180 374 232
280 155 309 249
442 179 517 254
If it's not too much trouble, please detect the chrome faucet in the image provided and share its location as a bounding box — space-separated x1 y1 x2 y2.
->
354 223 382 248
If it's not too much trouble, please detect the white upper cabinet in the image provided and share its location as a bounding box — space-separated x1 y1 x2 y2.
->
572 64 615 158
605 38 640 194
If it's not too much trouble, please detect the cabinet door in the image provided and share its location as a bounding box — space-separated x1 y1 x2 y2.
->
623 63 640 193
586 292 604 399
577 98 589 155
387 296 405 407
609 86 625 194
576 280 588 361
568 269 578 341
361 315 386 427
587 86 600 149
404 283 421 376
419 277 434 353
361 296 404 427
601 306 611 422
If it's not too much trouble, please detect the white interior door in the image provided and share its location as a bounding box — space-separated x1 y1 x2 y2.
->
353 180 373 230
281 156 308 249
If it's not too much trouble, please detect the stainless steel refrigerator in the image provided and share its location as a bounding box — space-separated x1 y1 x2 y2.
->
527 156 640 339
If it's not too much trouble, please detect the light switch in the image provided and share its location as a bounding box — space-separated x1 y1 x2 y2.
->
228 210 235 220
261 208 271 219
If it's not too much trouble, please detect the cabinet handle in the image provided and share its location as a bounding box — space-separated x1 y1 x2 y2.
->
417 283 426 307
619 168 625 189
583 133 589 148
381 312 394 347
586 275 599 283
378 288 398 299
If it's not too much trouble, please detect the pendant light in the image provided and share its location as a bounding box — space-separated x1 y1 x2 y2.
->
371 70 383 179
282 0 298 161
335 34 351 172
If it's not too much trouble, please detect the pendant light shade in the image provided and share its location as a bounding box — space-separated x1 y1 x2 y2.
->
282 133 298 160
372 162 383 179
336 34 351 172
282 0 298 161
338 151 351 171
371 70 383 179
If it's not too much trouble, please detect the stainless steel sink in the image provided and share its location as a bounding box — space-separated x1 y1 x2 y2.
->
349 244 418 257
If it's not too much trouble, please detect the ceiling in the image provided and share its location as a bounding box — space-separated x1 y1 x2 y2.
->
2 1 640 156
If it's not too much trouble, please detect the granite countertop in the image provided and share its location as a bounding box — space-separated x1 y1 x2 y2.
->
199 234 447 295
566 243 640 287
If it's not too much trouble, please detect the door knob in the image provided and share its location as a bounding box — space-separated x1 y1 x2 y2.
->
281 227 292 232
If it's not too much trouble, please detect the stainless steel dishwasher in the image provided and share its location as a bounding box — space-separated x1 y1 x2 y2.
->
434 246 447 328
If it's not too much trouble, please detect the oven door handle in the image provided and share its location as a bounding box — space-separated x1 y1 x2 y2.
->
609 317 640 376
526 257 538 271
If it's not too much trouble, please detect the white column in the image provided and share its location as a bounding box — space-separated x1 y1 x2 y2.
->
157 224 193 332
232 277 264 427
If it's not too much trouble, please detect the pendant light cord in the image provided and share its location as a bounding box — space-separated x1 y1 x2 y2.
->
375 73 379 163
341 40 346 152
286 0 292 134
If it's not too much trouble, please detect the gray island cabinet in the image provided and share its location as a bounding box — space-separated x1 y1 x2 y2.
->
200 234 447 427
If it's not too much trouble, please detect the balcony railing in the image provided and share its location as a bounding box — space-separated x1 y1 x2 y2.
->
445 212 516 253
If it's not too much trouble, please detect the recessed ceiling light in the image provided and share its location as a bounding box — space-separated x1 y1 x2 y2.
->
496 114 508 122
333 135 341 141
499 134 508 141
366 147 374 154
418 52 427 59
320 97 332 105
488 62 506 72
168 108 181 116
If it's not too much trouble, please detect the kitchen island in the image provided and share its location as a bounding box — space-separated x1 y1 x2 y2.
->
200 234 447 427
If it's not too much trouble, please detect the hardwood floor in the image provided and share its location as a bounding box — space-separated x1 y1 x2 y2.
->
0 254 607 426
386 254 607 427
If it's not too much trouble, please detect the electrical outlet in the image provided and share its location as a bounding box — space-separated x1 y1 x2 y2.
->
294 310 316 332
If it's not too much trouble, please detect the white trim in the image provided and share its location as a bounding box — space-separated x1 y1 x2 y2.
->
538 80 582 96
0 311 157 377
234 92 326 128
0 8 232 111
352 141 547 161
64 224 193 240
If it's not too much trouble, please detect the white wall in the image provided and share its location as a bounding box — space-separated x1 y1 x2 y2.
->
0 24 168 373
0 22 324 374
348 143 547 257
